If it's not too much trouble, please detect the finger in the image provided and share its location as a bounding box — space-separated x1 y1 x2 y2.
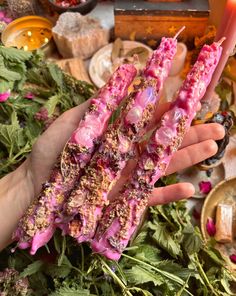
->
180 123 225 149
148 182 195 206
166 139 218 175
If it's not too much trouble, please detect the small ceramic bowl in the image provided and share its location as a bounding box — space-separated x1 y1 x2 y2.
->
47 0 97 15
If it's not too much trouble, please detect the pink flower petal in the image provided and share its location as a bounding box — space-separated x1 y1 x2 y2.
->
0 11 4 19
230 254 236 264
3 17 12 24
206 217 216 236
0 90 11 102
199 181 212 194
25 92 35 99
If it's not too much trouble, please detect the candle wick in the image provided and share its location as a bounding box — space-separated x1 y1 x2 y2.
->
217 37 226 46
174 26 186 39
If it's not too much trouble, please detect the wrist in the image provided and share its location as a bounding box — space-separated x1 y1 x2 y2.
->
0 159 34 250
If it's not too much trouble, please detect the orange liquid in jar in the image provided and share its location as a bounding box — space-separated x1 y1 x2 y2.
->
4 27 51 51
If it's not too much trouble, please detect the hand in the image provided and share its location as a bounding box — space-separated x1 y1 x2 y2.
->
0 100 225 250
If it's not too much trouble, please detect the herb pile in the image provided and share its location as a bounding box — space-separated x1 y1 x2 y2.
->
0 46 235 295
0 196 235 295
0 46 94 177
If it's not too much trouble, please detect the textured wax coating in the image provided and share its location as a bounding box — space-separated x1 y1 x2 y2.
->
61 37 178 243
13 64 137 255
91 41 223 261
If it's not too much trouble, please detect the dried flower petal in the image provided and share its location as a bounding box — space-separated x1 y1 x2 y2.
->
0 10 12 24
230 254 236 264
25 92 35 99
34 107 49 121
199 181 212 194
206 217 216 236
0 90 10 102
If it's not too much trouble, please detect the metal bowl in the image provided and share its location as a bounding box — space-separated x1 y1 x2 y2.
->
47 0 97 15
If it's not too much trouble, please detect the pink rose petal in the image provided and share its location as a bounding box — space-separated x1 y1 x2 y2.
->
206 217 216 236
4 17 12 24
199 181 212 194
0 90 11 102
230 254 236 264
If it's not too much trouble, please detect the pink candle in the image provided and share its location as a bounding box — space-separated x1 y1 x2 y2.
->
203 0 236 101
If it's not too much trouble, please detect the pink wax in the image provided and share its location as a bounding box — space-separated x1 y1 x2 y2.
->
204 0 236 101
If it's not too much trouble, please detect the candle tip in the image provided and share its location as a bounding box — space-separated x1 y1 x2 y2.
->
217 37 226 46
174 26 186 39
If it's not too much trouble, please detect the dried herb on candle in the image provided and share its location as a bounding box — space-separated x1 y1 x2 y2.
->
0 44 235 296
0 46 94 177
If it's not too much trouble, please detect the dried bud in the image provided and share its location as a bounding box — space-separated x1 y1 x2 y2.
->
229 254 236 264
0 90 11 102
199 181 212 194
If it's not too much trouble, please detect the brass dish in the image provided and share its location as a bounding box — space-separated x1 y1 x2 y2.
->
1 16 55 56
201 176 236 271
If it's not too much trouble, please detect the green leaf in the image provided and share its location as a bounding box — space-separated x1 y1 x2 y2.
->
182 226 202 255
0 79 13 93
151 223 182 258
129 287 153 296
44 95 59 116
0 46 32 62
0 64 22 81
0 111 25 153
130 225 148 246
49 286 91 296
20 260 44 278
24 121 42 145
153 260 193 280
203 247 225 266
29 271 49 296
47 63 64 90
125 265 164 286
99 281 116 296
220 269 235 295
134 244 161 263
26 68 50 88
46 257 72 278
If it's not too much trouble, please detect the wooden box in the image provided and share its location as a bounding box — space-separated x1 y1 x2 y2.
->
114 0 209 48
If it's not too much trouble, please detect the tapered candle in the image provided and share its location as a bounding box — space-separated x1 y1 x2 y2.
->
203 0 236 101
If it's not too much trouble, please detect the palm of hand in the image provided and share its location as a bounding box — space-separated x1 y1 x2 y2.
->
27 100 224 206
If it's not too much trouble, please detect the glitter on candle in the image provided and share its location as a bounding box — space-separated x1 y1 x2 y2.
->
44 37 49 43
27 31 32 37
23 45 28 51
